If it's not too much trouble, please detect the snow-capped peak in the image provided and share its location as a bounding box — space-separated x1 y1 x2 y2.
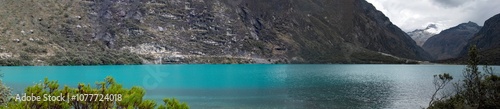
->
423 24 440 34
407 24 439 47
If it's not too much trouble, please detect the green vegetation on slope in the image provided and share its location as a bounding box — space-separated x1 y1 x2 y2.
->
0 0 145 66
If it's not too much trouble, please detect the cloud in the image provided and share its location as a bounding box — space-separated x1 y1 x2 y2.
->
431 0 471 8
366 0 500 32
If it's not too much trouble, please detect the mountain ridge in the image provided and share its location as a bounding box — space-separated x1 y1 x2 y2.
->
460 13 500 64
423 21 481 60
0 0 430 65
438 14 500 65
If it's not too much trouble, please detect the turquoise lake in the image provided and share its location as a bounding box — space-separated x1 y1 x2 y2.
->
1 64 499 108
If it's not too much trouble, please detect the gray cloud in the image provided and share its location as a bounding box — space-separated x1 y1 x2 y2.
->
431 0 471 8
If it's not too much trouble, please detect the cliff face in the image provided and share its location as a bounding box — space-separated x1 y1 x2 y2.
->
465 14 500 52
351 0 432 61
0 0 430 65
459 14 500 64
423 22 481 60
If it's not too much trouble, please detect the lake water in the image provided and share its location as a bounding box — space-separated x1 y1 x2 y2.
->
1 64 499 108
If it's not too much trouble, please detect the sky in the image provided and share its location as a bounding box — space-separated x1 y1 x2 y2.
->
365 0 500 33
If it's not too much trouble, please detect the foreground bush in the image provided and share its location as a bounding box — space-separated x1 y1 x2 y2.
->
0 73 11 105
0 76 189 109
428 45 500 109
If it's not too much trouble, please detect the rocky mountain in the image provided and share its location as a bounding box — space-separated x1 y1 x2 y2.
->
0 0 431 65
422 22 481 60
459 13 500 64
407 24 439 46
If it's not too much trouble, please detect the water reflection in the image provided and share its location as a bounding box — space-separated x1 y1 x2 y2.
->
280 65 395 108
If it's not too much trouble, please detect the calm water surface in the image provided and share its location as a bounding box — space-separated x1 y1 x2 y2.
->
2 64 499 108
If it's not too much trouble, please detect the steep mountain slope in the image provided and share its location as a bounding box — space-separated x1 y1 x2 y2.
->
407 24 438 47
351 0 432 61
0 0 430 65
422 22 481 60
460 13 500 64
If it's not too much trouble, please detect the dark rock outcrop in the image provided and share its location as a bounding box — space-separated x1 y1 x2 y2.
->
465 14 500 52
460 14 500 64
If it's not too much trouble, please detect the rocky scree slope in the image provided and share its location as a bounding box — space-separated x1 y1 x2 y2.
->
0 0 430 65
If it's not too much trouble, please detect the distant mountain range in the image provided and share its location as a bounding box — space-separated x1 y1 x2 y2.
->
407 24 439 47
0 0 432 65
422 22 481 60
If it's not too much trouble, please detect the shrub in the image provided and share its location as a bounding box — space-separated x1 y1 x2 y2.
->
47 49 143 66
0 58 30 66
428 73 453 108
0 73 11 106
23 46 47 54
161 98 189 109
19 52 32 61
428 45 500 108
1 76 189 109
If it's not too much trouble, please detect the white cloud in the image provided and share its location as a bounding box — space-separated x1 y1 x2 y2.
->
366 0 500 32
